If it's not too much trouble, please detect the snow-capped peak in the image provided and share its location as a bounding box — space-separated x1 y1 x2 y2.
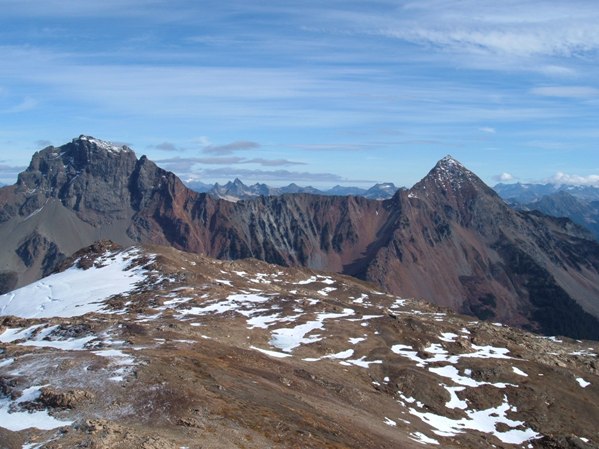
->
75 135 131 153
433 155 473 178
438 155 463 168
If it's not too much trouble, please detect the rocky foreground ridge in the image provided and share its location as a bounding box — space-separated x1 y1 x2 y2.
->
0 242 597 448
1 136 599 339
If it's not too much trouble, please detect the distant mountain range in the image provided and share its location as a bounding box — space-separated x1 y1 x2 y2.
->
1 136 599 339
185 178 400 201
495 183 599 240
192 176 599 243
192 180 599 243
494 182 599 203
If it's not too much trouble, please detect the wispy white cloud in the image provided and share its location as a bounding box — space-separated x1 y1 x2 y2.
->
537 65 578 77
288 143 378 152
243 158 306 167
151 142 182 152
530 86 599 98
190 167 375 184
494 172 515 182
370 1 599 58
0 44 585 131
203 141 260 155
0 0 185 19
156 157 244 171
0 1 598 188
0 96 38 113
156 156 305 170
548 171 599 187
35 139 53 148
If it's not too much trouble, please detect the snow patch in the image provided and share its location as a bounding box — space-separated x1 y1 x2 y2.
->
78 135 128 153
0 358 15 368
439 332 458 342
576 377 590 388
443 385 467 410
303 349 354 362
409 395 540 444
409 432 440 445
348 337 366 345
340 356 383 368
383 417 396 427
0 248 151 318
270 308 354 352
0 385 73 431
250 346 292 358
178 293 270 317
512 367 528 377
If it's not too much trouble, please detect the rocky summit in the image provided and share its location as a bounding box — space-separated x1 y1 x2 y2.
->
0 243 597 448
1 137 599 340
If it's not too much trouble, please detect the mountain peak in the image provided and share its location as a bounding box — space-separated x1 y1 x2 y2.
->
73 135 132 153
409 155 503 226
434 155 468 172
414 155 480 194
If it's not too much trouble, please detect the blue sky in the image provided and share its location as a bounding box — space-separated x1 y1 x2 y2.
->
1 0 599 188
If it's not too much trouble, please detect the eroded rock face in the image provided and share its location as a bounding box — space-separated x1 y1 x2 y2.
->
16 136 138 224
1 140 599 338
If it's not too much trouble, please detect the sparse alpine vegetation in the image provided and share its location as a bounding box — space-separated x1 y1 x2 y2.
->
0 243 597 448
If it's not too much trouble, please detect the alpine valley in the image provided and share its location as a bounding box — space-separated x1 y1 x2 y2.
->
1 137 599 448
2 137 599 339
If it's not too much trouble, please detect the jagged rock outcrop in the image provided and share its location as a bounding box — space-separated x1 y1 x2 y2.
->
1 139 599 339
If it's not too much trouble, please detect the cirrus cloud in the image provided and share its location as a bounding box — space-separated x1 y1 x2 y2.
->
191 167 374 184
530 86 599 98
202 141 261 155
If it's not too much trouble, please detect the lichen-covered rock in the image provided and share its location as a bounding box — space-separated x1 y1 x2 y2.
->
40 387 94 409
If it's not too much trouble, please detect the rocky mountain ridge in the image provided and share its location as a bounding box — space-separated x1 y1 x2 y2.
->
505 191 599 241
1 137 599 340
0 243 597 448
187 178 399 201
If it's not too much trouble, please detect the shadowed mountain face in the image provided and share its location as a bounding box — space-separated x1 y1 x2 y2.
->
2 137 599 339
504 191 599 241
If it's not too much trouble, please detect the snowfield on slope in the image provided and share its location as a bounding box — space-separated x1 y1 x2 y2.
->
0 248 151 318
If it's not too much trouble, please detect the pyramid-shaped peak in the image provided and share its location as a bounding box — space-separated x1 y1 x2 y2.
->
436 155 466 169
429 155 475 179
410 154 496 199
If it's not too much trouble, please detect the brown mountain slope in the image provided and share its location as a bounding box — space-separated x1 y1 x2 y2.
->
361 158 599 338
1 243 598 448
1 137 599 339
